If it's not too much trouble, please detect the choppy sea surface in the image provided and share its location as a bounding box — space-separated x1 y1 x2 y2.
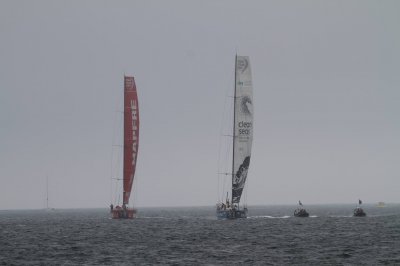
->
1 204 400 265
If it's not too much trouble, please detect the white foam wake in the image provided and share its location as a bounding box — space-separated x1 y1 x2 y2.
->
248 215 291 219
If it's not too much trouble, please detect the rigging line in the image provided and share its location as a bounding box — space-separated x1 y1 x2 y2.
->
133 174 139 208
132 157 140 208
110 78 124 204
244 171 248 207
217 60 236 204
46 175 49 209
231 54 237 204
222 115 232 202
113 112 124 205
113 137 122 205
115 146 122 206
218 98 227 202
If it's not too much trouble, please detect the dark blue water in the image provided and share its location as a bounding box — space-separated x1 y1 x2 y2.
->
1 205 400 265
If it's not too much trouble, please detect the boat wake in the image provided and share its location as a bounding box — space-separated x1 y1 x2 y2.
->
139 216 172 219
248 215 291 219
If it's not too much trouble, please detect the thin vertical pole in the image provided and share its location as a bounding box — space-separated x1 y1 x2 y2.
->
46 176 49 209
231 55 237 204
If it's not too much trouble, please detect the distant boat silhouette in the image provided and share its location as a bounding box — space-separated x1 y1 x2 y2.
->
294 200 309 217
44 176 55 211
377 202 385 208
353 199 366 217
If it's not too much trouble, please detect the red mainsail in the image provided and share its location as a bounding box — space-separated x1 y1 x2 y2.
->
123 76 139 205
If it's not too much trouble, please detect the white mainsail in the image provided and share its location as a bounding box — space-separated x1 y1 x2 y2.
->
232 56 253 204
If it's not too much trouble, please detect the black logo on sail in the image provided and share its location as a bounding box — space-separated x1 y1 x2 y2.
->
241 96 253 116
232 156 251 203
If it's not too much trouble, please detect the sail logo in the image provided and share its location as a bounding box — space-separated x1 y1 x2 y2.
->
237 58 248 73
237 81 252 87
232 156 251 203
125 78 134 90
131 99 138 166
240 96 253 116
238 121 252 135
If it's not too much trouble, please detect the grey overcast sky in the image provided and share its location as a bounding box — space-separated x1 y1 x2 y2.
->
1 1 399 210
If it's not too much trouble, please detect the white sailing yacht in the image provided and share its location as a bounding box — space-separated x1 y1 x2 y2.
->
216 55 253 219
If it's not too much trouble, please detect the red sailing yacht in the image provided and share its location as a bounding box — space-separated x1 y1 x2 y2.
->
111 76 140 219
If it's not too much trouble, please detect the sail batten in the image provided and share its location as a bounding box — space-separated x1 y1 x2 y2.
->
232 56 253 204
123 76 139 205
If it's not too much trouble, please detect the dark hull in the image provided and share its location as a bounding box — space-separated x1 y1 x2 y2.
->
353 208 366 217
111 208 136 219
216 208 248 219
294 208 309 217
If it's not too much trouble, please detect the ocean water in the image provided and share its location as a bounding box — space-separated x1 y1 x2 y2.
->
1 204 400 265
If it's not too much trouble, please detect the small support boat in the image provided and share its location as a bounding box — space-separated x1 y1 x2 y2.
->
353 207 366 217
353 199 366 217
294 200 309 217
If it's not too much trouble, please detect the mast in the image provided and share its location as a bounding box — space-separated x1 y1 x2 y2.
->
231 55 237 205
46 176 49 209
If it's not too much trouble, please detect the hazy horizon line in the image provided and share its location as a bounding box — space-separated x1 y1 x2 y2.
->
1 202 397 211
